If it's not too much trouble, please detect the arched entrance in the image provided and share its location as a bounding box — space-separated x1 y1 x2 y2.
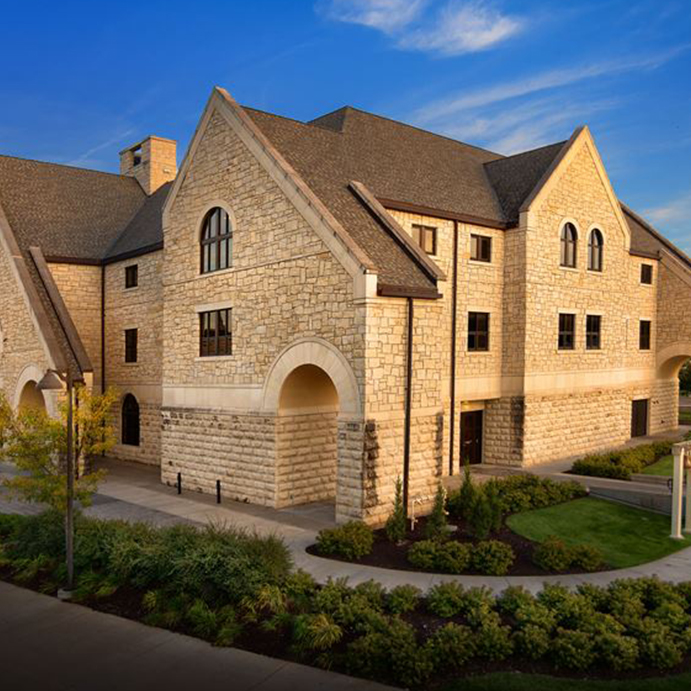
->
276 364 339 507
18 380 46 412
262 338 363 520
657 343 691 432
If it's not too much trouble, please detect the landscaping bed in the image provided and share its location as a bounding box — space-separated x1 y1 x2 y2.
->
310 474 610 576
3 510 691 689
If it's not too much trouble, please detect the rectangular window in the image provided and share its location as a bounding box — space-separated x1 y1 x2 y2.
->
200 308 232 357
125 265 138 289
641 264 653 285
470 234 492 262
412 224 437 256
558 314 576 350
125 329 138 363
586 315 601 350
468 312 490 352
639 320 651 350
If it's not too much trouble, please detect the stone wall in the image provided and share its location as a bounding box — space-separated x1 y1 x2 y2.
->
275 410 337 507
104 251 163 465
47 263 102 390
161 407 276 504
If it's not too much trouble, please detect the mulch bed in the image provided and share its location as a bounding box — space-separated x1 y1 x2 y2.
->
306 515 609 576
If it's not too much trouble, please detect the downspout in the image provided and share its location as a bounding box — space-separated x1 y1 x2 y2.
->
403 296 414 515
449 220 459 475
100 265 106 393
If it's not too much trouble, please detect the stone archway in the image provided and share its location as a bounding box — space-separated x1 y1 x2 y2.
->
263 339 363 521
657 342 691 380
18 380 46 412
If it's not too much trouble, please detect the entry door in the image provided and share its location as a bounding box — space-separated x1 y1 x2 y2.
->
461 411 483 465
631 399 649 438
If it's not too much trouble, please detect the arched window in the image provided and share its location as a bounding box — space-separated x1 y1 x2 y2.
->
200 207 232 274
588 228 603 272
560 222 578 268
122 394 140 446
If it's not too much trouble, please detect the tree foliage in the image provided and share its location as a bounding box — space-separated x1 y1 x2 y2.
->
0 385 118 512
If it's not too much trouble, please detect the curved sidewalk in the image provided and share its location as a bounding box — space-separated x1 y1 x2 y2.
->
3 459 690 595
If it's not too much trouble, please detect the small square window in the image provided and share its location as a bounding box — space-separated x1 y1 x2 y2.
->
125 265 138 289
470 234 492 262
125 329 138 363
639 320 651 350
468 312 490 352
640 264 653 285
586 315 601 350
199 308 233 357
412 224 437 256
558 314 576 350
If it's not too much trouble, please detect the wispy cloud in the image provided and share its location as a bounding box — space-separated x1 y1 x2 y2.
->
413 45 689 123
319 0 428 34
319 0 522 55
646 190 691 226
399 1 522 55
65 129 136 167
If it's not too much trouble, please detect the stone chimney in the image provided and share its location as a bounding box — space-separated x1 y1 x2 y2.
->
119 136 177 195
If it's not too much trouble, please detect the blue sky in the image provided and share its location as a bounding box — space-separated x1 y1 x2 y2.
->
1 0 689 249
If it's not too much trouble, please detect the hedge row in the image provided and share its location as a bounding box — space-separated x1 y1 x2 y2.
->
2 512 690 688
571 441 673 480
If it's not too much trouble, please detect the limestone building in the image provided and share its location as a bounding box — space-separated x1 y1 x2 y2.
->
1 86 690 523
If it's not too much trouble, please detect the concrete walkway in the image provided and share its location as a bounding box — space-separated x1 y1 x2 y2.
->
2 458 691 595
0 581 395 691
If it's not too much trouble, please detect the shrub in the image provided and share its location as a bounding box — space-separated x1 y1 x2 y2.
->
467 491 493 539
571 442 672 480
186 599 218 639
472 540 514 576
513 624 551 660
497 586 535 615
551 628 595 670
424 484 449 541
426 581 465 618
293 613 343 651
514 602 557 632
635 619 684 669
485 481 503 533
316 521 374 560
385 476 407 543
353 580 386 610
571 544 604 572
387 584 421 615
407 540 440 570
448 465 477 521
425 623 475 670
475 620 514 660
436 541 472 573
533 536 573 572
572 456 631 480
595 632 640 671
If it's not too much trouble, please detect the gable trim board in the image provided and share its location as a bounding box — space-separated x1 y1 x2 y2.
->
0 201 68 374
29 246 93 374
163 88 377 297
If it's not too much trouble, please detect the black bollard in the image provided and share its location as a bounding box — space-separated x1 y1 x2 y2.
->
177 472 182 495
216 479 221 504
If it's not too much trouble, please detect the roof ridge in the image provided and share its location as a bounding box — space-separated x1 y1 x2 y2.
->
243 105 342 134
484 139 567 166
0 152 136 181
319 105 505 158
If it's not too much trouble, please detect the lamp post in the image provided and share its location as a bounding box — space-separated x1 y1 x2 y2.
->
37 368 75 597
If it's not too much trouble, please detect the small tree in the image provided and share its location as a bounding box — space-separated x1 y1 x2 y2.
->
680 361 691 395
468 491 492 539
424 483 449 541
0 385 117 512
485 480 504 534
385 476 407 543
458 463 477 522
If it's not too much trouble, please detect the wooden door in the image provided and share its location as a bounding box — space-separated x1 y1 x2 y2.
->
461 411 483 465
631 399 649 438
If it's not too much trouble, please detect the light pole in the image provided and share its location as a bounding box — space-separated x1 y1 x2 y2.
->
37 368 76 597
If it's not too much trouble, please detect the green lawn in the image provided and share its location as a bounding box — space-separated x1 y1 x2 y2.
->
679 409 691 425
506 497 691 568
640 454 674 476
444 672 691 691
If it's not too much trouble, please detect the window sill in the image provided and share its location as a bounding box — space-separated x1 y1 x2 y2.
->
466 350 492 355
123 362 139 367
559 266 579 273
197 266 236 280
469 259 492 266
586 270 603 276
195 355 233 362
124 286 139 292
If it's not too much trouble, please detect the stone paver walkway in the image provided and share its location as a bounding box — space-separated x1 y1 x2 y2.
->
0 581 396 691
2 458 691 594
